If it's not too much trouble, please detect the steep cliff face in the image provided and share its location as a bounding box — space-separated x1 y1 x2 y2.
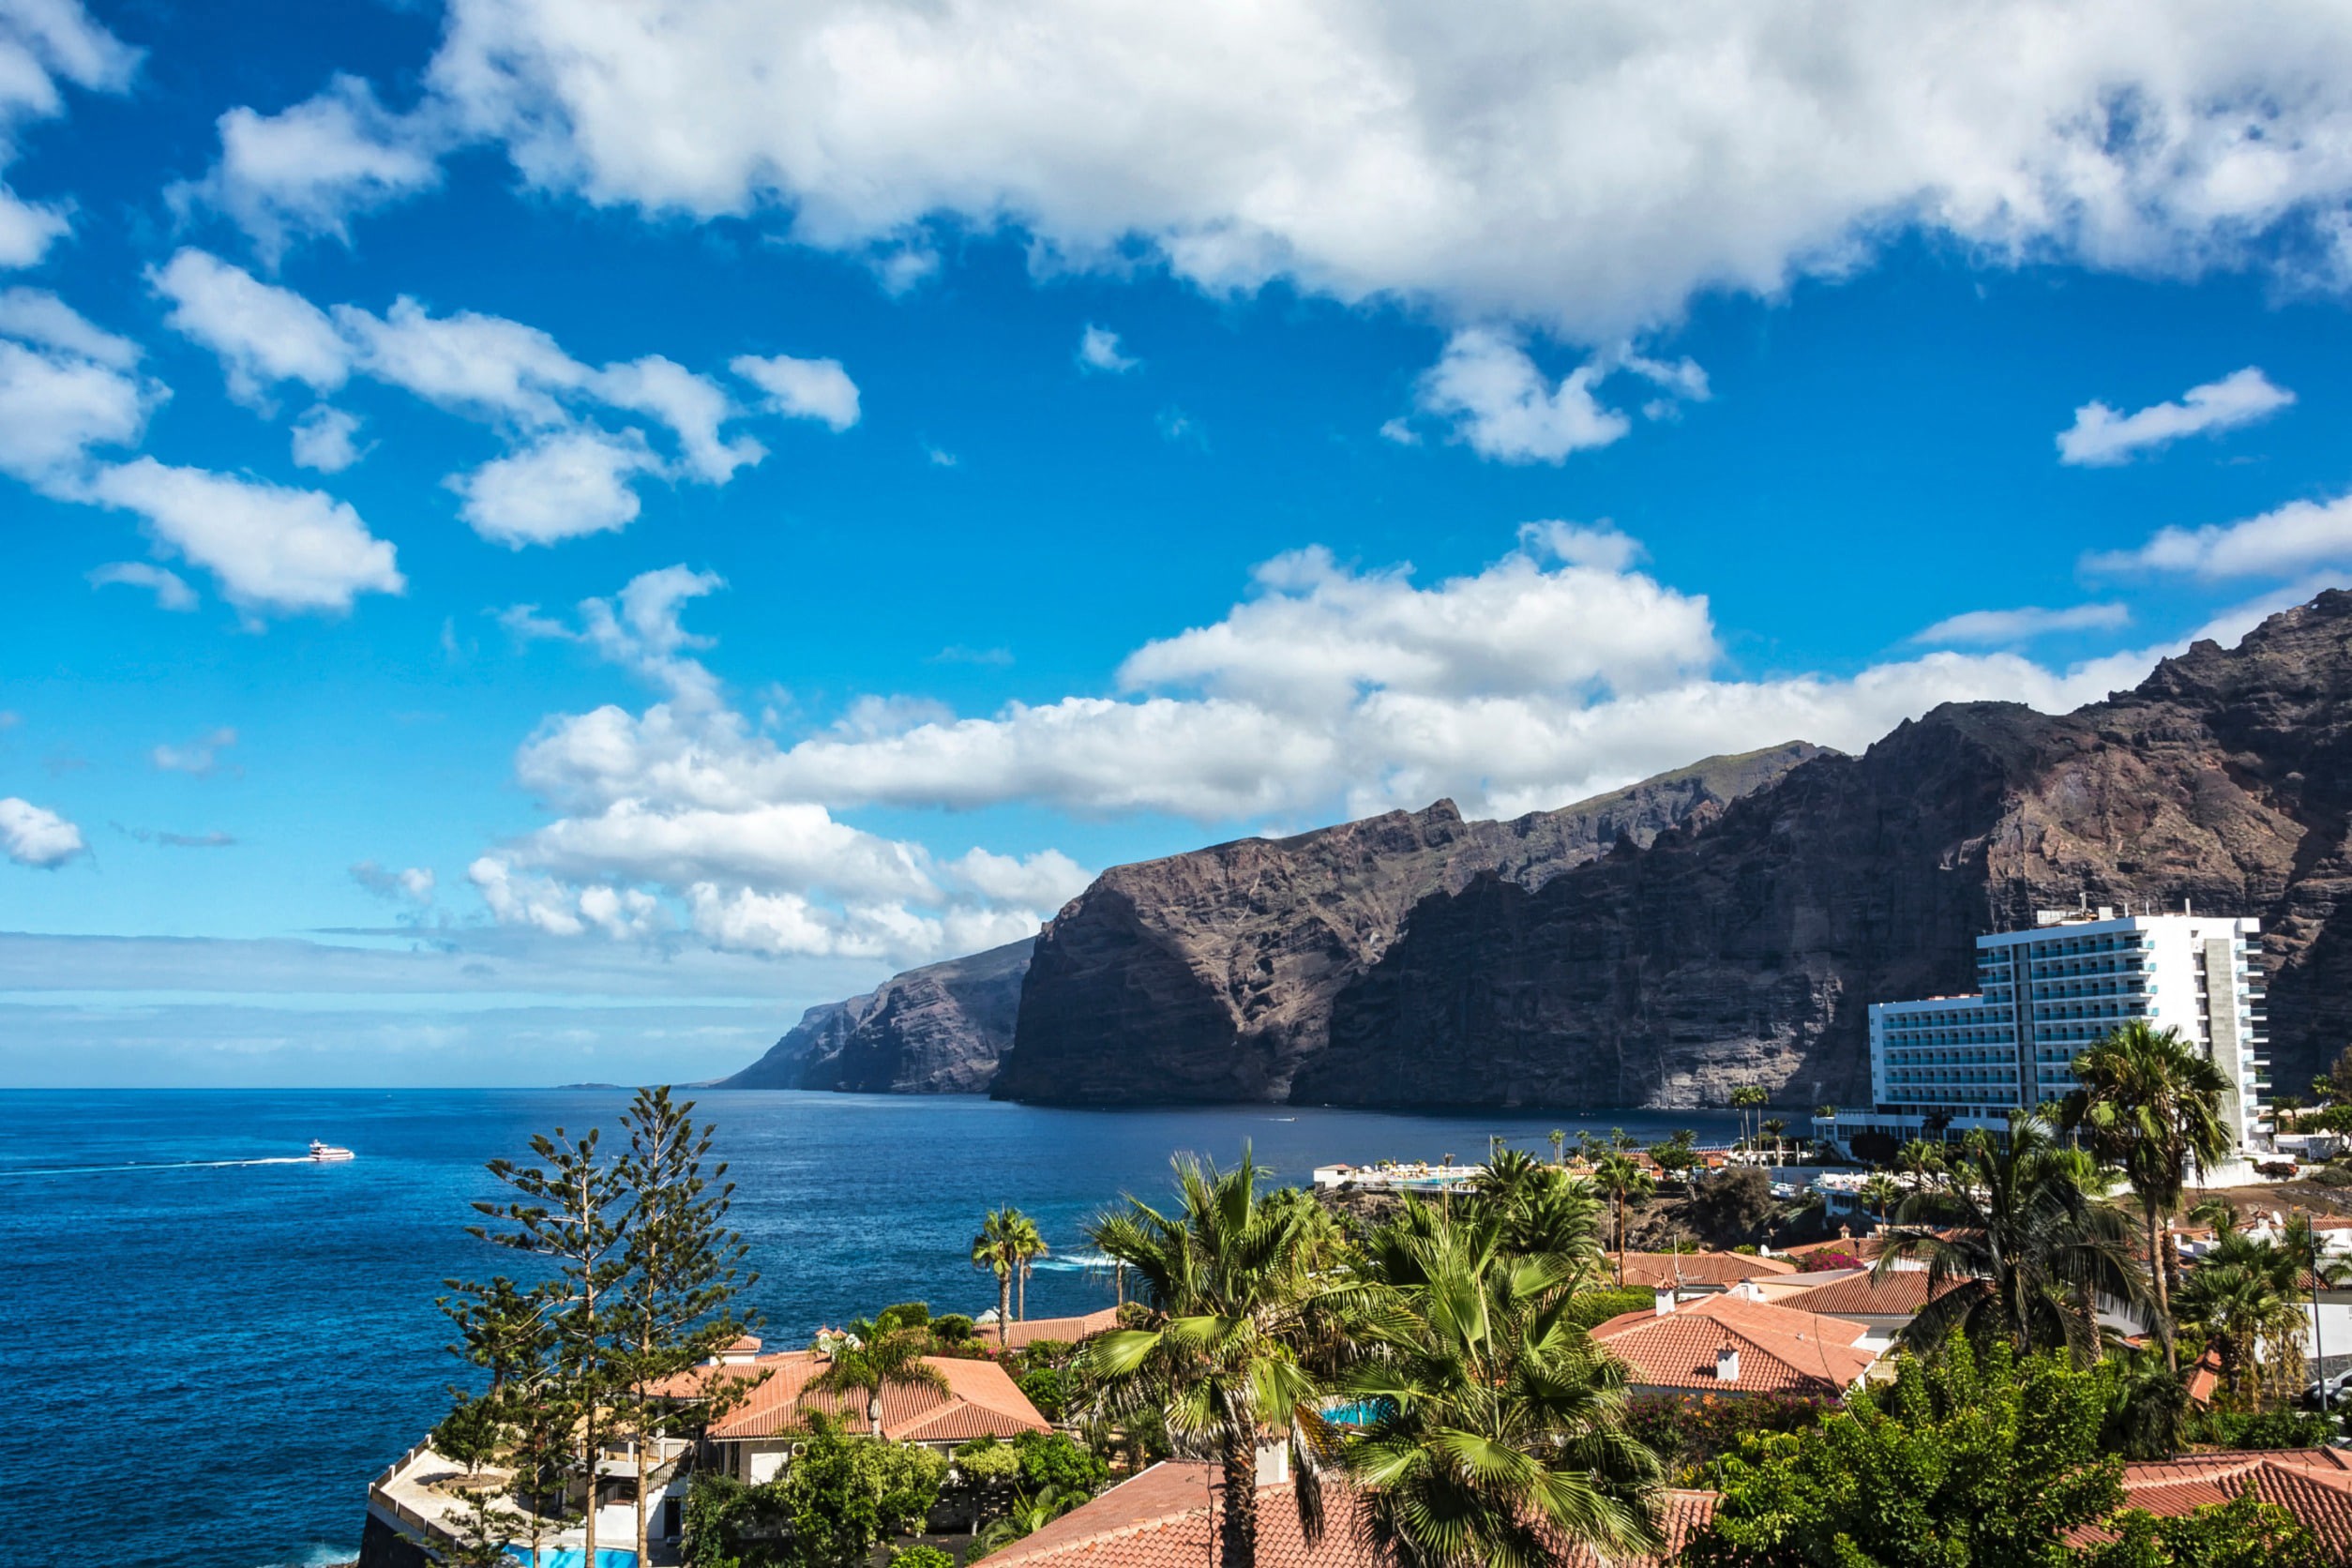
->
1298 592 2352 1109
991 744 1826 1104
718 939 1034 1094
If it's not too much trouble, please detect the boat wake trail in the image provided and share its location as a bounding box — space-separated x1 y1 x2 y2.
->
0 1154 322 1178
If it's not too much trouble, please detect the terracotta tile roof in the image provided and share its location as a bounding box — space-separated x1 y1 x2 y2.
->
984 1308 1121 1349
1777 1268 1964 1318
985 1463 1714 1568
653 1349 1050 1443
1588 1293 1881 1397
2070 1450 2352 1558
1617 1251 1797 1288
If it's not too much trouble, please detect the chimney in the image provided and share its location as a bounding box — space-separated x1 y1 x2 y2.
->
1653 1286 1677 1317
1715 1346 1741 1382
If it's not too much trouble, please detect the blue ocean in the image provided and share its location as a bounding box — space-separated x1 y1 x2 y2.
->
0 1089 1736 1568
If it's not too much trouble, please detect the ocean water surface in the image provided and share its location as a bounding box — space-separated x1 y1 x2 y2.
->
0 1089 1736 1568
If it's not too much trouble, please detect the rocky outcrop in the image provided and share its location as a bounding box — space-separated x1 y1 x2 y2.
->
1295 592 2352 1110
718 939 1034 1094
991 744 1825 1104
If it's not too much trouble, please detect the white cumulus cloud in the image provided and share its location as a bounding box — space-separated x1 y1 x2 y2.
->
85 459 404 614
150 249 351 403
87 561 197 611
1413 330 1631 462
1914 602 2133 644
1077 324 1138 373
0 796 84 867
2057 367 2296 466
730 354 861 430
450 427 661 548
2088 491 2352 581
0 0 136 268
188 75 443 263
351 860 436 906
290 405 364 472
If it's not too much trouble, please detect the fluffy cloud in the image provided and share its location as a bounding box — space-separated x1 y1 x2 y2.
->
85 459 404 613
151 252 819 541
150 249 350 402
150 727 236 777
472 568 1091 964
1410 331 1631 462
290 405 364 472
2089 492 2352 580
0 796 84 867
730 353 861 430
450 427 660 547
0 287 138 367
1914 602 2133 644
260 0 2352 339
189 75 442 263
351 860 435 906
0 0 136 267
2057 367 2296 466
87 561 196 611
1077 324 1138 373
0 335 154 484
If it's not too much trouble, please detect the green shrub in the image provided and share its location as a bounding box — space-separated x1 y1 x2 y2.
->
2187 1408 2337 1451
1626 1390 1830 1471
930 1313 976 1341
874 1301 932 1334
1561 1287 1654 1332
2082 1487 2329 1568
890 1548 957 1568
1013 1430 1108 1495
1017 1367 1067 1421
953 1436 1024 1485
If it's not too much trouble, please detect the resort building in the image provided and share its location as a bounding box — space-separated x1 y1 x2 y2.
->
1849 910 2269 1151
1584 1287 1886 1398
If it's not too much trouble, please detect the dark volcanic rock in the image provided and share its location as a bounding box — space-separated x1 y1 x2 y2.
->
1297 592 2352 1110
718 939 1033 1094
992 744 1826 1104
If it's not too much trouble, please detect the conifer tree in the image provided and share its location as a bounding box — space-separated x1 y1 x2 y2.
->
471 1125 630 1565
611 1086 761 1568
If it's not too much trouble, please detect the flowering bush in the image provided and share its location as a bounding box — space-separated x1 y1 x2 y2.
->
1626 1390 1834 1473
1800 1250 1864 1272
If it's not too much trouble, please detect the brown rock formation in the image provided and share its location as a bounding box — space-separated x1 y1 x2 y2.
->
990 744 1826 1103
1297 592 2352 1110
718 938 1033 1093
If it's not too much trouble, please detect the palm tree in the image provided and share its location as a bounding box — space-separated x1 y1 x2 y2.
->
1548 1128 1567 1167
1345 1205 1662 1567
972 1207 1027 1349
1731 1085 1768 1160
1010 1210 1048 1321
2062 1020 2234 1371
2177 1227 2309 1404
1875 1112 2146 1363
1592 1153 1653 1285
1860 1172 1902 1229
807 1324 948 1437
1759 1118 1787 1168
1472 1147 1544 1213
1896 1138 1946 1191
972 1485 1086 1553
2275 1093 2305 1135
1079 1146 1352 1568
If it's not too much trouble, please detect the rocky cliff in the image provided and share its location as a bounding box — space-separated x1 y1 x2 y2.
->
1292 592 2352 1110
990 743 1826 1103
718 939 1034 1094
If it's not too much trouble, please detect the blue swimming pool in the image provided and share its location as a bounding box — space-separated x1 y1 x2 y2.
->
504 1549 637 1568
1323 1397 1396 1426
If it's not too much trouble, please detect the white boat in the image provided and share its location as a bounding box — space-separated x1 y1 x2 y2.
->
308 1139 355 1162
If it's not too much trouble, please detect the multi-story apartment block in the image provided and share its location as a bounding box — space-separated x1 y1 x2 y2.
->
1850 909 2269 1152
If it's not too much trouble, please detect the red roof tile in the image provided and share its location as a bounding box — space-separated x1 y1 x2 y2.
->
2072 1450 2352 1558
983 1308 1121 1349
1588 1293 1880 1397
1618 1252 1798 1289
1777 1268 1964 1318
654 1349 1050 1443
986 1463 1714 1568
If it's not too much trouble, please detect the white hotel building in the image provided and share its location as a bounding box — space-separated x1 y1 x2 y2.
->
1848 910 2269 1153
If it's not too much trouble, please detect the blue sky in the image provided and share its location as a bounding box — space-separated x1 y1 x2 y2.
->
8 0 2352 1085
